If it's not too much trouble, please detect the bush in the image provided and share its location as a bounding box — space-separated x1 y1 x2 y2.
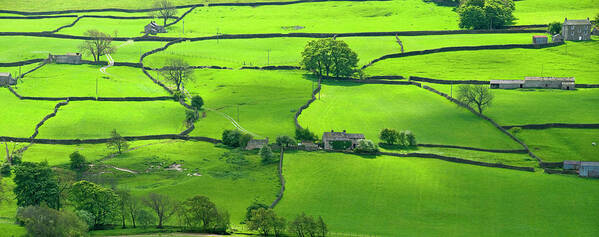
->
509 127 522 134
222 129 242 147
295 127 318 142
259 146 276 164
69 151 87 172
405 131 417 147
75 209 95 230
354 139 379 153
548 22 562 35
379 128 399 145
276 136 296 148
17 205 88 237
191 95 204 110
185 109 199 127
173 90 185 101
239 133 253 148
0 163 11 177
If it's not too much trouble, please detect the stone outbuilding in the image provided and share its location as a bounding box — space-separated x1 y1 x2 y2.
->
490 77 575 90
562 18 592 41
532 35 548 44
49 53 81 64
579 162 599 178
0 72 16 86
322 130 365 150
552 34 564 43
245 137 269 150
563 160 581 170
144 21 167 35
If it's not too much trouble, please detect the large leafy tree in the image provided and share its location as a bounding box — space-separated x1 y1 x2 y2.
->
17 205 88 237
159 58 194 91
80 29 116 62
247 208 286 236
69 180 119 228
301 38 359 78
458 0 515 29
456 84 494 114
107 129 129 154
178 195 226 231
13 162 60 209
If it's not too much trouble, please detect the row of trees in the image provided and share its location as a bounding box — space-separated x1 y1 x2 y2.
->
379 129 417 147
457 0 515 30
247 206 328 237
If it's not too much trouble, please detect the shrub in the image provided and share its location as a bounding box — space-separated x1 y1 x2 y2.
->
191 95 204 110
405 131 417 147
222 129 242 147
239 133 253 148
354 139 379 153
259 146 276 164
172 90 185 101
0 163 11 177
548 22 562 35
276 136 296 148
69 151 87 172
17 205 88 237
379 128 399 145
295 127 318 142
185 109 199 127
510 127 522 134
75 209 95 230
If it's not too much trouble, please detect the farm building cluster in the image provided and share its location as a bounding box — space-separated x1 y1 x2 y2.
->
144 21 167 35
490 77 575 90
322 130 366 150
563 161 599 178
535 18 594 44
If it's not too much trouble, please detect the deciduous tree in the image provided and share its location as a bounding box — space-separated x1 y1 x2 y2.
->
69 180 119 228
107 129 129 154
301 38 359 78
191 95 204 110
69 151 87 173
143 192 177 228
153 0 177 26
276 136 295 149
260 146 275 164
456 84 494 114
548 22 562 35
379 128 399 145
13 162 60 209
160 58 194 91
80 30 116 62
17 205 88 237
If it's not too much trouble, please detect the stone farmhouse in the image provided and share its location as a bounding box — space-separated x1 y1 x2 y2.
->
144 21 167 35
562 18 592 41
0 72 16 86
322 130 365 150
532 35 547 44
564 161 599 178
245 137 269 150
49 53 82 64
490 77 575 90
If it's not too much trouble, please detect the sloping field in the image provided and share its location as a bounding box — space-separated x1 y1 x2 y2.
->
276 151 599 236
514 0 599 25
515 128 599 162
0 17 76 32
0 89 58 137
298 81 521 149
364 39 599 84
17 64 169 97
36 101 186 139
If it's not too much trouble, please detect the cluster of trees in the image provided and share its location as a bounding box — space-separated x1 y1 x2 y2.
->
222 129 253 148
379 128 417 147
301 38 359 78
185 95 204 127
246 205 328 237
456 84 494 114
457 0 515 30
295 127 318 142
547 22 562 35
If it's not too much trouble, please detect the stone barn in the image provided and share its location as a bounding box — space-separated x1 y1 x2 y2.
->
490 77 575 90
562 18 592 41
563 160 581 170
49 53 82 64
0 72 16 86
245 137 269 150
322 130 365 150
532 35 548 44
579 162 599 178
144 21 167 35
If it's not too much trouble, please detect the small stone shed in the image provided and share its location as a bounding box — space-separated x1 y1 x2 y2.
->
322 130 365 150
562 18 592 41
144 21 167 35
532 35 548 44
552 34 564 43
0 72 16 86
490 77 575 90
49 53 82 64
579 162 599 178
563 160 581 170
245 137 269 150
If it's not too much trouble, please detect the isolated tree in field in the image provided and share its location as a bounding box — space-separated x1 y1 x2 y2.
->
276 136 296 149
160 58 194 91
143 192 177 228
153 0 177 26
13 162 60 209
80 29 116 62
456 84 494 114
17 205 88 237
107 129 129 154
379 128 399 145
301 38 359 78
191 95 204 110
69 151 87 173
547 22 562 35
69 180 119 228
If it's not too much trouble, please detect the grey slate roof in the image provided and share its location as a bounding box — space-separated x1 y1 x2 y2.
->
581 162 599 167
0 72 11 77
490 80 524 84
564 19 592 26
323 132 365 140
564 160 581 165
525 77 575 82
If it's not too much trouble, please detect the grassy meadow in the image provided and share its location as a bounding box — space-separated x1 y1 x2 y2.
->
0 89 58 137
298 81 521 149
0 17 76 32
276 151 599 236
515 128 599 162
16 64 170 97
514 0 599 25
365 38 599 83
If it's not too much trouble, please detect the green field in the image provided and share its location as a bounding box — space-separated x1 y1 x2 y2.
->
276 151 599 236
299 81 521 149
365 38 599 83
0 89 58 137
515 128 599 162
514 0 599 25
0 17 76 32
16 64 169 97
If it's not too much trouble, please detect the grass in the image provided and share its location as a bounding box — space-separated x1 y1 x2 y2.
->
276 151 599 236
364 38 599 84
514 0 599 25
16 64 170 97
0 36 166 63
21 143 114 166
0 89 58 137
387 146 538 167
143 33 540 68
0 0 299 11
0 17 76 32
514 128 599 162
36 100 187 139
298 81 521 149
175 69 313 139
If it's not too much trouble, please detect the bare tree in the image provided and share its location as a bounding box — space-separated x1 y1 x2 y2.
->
154 0 177 26
456 84 494 114
127 196 141 228
80 30 116 62
159 58 194 91
143 193 177 229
